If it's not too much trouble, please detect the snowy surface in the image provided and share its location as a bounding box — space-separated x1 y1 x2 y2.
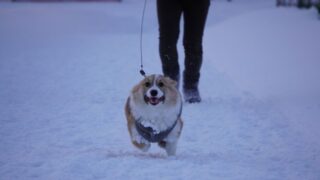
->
1 0 320 179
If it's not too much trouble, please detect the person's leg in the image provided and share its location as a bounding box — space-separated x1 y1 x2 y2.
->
157 0 183 85
182 0 210 102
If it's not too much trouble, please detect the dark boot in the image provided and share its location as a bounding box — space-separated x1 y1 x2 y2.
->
183 71 201 103
183 44 202 103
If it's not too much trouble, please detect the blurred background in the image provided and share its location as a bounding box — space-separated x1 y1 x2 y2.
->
0 0 319 179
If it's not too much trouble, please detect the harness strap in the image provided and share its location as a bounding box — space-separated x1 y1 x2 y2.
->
135 119 178 143
135 100 182 143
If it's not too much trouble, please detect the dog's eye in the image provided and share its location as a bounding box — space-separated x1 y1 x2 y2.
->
158 82 164 87
145 82 151 87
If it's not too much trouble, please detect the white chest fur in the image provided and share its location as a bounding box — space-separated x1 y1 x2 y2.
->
130 99 181 133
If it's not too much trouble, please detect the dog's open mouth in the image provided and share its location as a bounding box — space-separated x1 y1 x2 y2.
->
144 95 165 106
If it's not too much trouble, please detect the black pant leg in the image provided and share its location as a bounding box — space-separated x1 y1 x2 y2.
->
157 0 183 82
182 0 210 89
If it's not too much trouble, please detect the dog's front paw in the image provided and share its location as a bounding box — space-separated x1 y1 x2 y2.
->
165 141 177 156
132 140 150 152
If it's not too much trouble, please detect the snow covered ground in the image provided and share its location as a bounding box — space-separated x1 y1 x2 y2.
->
0 0 320 179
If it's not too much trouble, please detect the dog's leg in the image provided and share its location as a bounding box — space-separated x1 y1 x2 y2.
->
164 141 177 156
162 119 183 156
163 119 183 156
130 126 151 152
125 98 151 152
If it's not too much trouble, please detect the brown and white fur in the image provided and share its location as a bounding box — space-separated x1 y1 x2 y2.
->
125 74 183 156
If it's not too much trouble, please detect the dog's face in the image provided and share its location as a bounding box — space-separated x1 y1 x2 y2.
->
131 74 178 106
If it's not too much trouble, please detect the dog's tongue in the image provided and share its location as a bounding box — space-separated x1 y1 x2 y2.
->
150 97 159 105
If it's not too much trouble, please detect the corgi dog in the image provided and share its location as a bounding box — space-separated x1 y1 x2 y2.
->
125 74 183 156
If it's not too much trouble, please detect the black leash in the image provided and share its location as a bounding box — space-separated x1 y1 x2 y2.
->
139 0 147 77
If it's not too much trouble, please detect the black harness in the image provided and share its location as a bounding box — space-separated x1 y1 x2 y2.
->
135 101 183 143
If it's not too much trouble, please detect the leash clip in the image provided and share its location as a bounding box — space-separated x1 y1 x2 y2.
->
140 69 146 77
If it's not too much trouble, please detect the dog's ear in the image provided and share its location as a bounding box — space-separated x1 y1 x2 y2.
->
131 77 146 93
163 76 177 87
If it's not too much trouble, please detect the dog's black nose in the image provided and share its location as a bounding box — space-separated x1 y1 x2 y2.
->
150 89 158 97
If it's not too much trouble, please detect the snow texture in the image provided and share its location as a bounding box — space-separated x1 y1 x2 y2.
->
0 0 319 179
